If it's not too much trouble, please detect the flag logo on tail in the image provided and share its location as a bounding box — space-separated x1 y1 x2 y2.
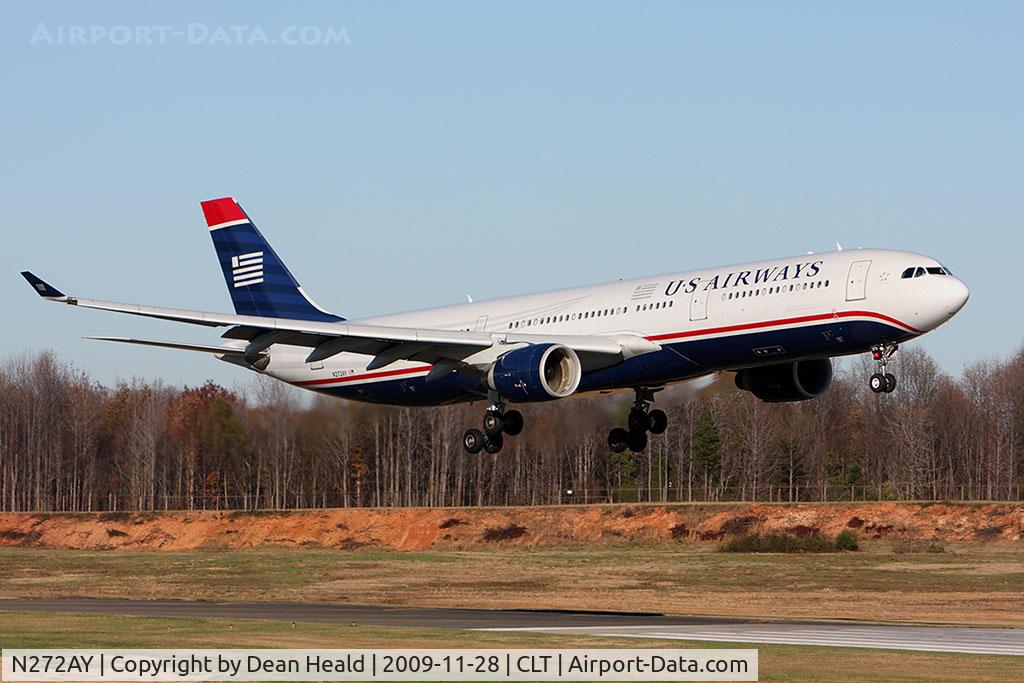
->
232 251 264 288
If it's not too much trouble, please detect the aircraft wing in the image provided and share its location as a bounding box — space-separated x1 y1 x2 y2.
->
21 272 659 371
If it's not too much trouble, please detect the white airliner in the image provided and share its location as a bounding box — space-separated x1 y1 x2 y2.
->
23 197 969 455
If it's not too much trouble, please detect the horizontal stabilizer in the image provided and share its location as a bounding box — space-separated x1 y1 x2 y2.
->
85 336 247 356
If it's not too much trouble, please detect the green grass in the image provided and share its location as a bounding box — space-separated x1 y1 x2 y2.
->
720 529 861 553
0 612 1021 683
1 543 1022 626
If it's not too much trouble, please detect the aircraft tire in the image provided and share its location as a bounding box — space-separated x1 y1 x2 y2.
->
627 429 648 453
503 410 524 436
463 428 485 454
648 409 668 435
483 432 504 454
608 428 629 453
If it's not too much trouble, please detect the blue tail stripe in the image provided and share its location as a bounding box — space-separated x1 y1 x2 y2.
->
209 215 344 323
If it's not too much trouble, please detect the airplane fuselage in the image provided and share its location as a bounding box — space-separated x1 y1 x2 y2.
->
262 248 969 405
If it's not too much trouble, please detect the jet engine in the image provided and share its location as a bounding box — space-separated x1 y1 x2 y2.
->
487 343 582 402
735 358 833 403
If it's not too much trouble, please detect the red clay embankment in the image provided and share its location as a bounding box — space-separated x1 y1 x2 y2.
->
0 502 1020 551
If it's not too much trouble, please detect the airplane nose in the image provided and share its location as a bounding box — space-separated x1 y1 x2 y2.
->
947 277 970 315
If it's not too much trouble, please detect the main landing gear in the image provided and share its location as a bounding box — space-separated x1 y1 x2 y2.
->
463 393 523 455
608 388 667 453
869 343 898 394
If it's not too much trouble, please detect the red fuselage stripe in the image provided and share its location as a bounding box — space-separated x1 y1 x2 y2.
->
296 365 431 387
295 310 919 388
645 310 920 342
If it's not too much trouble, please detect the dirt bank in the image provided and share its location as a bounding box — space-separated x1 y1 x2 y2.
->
0 502 1020 551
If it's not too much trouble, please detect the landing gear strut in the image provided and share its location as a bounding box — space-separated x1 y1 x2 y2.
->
869 343 898 394
463 392 523 455
608 388 667 453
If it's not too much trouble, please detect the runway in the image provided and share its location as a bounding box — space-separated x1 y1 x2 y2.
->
481 624 1024 656
3 598 1022 656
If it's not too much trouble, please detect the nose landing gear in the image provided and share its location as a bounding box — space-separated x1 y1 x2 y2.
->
463 393 523 454
869 344 898 394
608 388 667 453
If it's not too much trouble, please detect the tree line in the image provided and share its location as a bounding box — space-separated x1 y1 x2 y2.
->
0 344 1021 512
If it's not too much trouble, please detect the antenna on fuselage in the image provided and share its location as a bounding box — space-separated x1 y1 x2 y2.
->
836 242 844 251
466 294 474 304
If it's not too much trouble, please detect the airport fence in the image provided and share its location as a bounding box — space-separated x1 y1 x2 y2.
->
13 483 1021 513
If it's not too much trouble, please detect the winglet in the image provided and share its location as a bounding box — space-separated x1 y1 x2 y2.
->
21 271 67 299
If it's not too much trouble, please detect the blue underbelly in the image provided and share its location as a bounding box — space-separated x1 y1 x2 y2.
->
312 320 914 406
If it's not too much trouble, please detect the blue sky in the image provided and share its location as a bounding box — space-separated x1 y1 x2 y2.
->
1 2 1020 388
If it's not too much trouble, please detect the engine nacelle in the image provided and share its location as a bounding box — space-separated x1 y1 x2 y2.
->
735 358 833 403
488 343 582 402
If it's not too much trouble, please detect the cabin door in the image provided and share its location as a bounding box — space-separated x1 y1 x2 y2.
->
689 286 709 321
846 260 871 301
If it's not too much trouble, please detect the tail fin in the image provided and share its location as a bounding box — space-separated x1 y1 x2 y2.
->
201 197 344 322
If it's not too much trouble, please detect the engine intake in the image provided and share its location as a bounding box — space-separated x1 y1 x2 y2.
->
735 358 833 403
488 343 582 402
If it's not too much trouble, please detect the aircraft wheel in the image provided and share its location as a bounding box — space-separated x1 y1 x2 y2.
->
627 429 648 453
869 373 886 394
463 428 485 454
608 428 629 453
648 409 668 435
628 409 650 433
884 373 897 393
483 410 504 436
503 410 524 436
483 432 504 454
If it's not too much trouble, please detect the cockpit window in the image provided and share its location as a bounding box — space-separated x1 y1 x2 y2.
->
903 265 954 279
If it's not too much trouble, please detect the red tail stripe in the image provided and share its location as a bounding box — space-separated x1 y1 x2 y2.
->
200 197 246 227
